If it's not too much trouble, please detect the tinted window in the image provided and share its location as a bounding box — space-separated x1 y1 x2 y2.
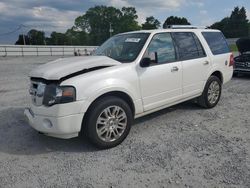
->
202 32 230 55
145 33 176 64
172 32 206 60
193 34 206 57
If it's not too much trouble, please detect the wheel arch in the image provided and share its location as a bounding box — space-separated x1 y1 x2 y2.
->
81 90 136 132
210 70 223 83
201 70 224 94
90 91 136 116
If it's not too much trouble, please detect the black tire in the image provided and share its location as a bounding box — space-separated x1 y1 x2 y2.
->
84 96 133 149
198 76 222 108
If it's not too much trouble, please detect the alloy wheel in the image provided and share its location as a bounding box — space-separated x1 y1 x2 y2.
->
96 105 127 142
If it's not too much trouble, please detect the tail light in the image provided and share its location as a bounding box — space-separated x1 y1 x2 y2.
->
229 53 234 66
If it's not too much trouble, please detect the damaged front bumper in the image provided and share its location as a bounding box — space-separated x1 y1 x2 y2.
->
24 101 86 139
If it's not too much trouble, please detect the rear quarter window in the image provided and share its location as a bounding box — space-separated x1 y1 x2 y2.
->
202 32 230 55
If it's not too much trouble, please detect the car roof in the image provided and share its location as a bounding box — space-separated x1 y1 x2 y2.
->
120 28 220 35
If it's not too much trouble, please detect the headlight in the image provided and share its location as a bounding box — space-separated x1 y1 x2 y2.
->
43 84 76 106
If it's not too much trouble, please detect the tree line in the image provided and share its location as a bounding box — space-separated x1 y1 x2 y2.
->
15 6 250 46
210 7 249 38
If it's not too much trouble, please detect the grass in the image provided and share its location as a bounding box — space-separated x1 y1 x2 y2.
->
229 44 238 52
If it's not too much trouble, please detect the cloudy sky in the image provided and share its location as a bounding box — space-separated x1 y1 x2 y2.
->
0 0 249 44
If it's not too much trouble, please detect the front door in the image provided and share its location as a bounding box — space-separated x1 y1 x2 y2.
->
138 32 182 111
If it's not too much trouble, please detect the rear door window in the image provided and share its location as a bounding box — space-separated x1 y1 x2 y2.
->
202 32 230 55
172 32 206 60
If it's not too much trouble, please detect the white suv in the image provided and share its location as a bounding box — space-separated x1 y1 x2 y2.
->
24 27 233 148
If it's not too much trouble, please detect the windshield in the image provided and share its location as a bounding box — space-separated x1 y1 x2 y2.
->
94 33 150 63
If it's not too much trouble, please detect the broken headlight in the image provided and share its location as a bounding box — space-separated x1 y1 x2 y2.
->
43 84 76 106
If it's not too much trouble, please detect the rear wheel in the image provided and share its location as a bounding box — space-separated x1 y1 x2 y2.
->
198 76 222 108
84 96 133 149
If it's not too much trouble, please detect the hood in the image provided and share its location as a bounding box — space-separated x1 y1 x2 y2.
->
236 38 250 54
30 56 121 80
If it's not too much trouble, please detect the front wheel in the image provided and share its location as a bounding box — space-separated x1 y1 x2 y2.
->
84 96 133 149
198 76 222 108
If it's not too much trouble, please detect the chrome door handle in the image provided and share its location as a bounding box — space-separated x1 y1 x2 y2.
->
203 61 209 65
171 66 179 72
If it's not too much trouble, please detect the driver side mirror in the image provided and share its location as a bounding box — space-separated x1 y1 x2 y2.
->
140 52 158 67
140 57 151 67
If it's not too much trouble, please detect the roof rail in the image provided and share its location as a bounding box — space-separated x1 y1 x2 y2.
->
166 25 207 29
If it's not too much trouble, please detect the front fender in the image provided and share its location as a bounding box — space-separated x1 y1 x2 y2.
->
68 78 142 115
60 64 143 115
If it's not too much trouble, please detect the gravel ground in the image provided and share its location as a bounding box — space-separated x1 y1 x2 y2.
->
0 56 249 188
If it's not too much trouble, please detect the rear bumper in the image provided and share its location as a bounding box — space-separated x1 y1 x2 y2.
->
24 108 84 139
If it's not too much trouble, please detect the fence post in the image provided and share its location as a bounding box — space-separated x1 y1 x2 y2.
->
63 46 64 56
21 46 24 57
50 47 52 56
4 46 7 57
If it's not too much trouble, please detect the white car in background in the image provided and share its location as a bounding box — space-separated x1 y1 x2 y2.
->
24 26 233 149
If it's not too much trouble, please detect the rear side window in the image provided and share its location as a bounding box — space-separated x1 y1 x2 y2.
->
202 32 230 55
172 32 206 60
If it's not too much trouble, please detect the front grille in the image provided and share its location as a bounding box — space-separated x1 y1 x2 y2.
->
29 81 46 106
235 61 250 69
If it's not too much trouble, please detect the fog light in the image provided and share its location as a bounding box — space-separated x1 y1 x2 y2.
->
43 119 53 129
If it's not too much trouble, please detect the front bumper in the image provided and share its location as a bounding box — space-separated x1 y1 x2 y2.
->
234 68 250 74
234 61 250 74
24 101 86 139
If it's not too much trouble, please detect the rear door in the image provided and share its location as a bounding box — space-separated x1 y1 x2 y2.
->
172 32 211 98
